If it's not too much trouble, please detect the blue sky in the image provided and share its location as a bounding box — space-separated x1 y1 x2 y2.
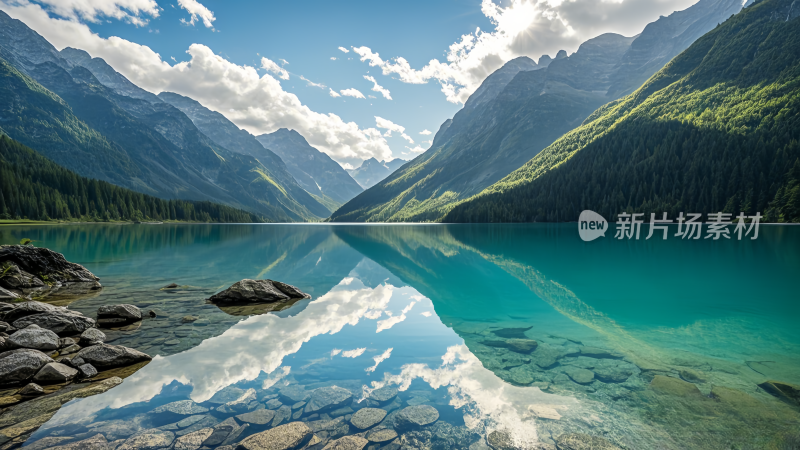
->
0 0 698 167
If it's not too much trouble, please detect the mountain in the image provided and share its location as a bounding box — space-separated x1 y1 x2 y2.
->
445 0 800 223
346 157 408 189
0 11 329 221
0 135 262 223
255 129 364 211
329 0 746 222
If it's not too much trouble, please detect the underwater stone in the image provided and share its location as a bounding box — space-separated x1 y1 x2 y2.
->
97 304 142 321
368 386 397 403
272 405 292 426
650 375 704 397
304 386 353 414
579 347 623 359
393 405 439 432
173 427 213 450
322 435 368 450
117 428 175 450
280 385 310 403
151 400 209 415
555 433 621 450
238 421 313 450
350 408 386 429
237 409 277 425
366 428 398 443
564 367 594 385
757 380 800 407
47 433 111 450
267 398 283 409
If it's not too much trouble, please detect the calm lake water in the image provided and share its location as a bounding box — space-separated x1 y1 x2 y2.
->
1 224 799 449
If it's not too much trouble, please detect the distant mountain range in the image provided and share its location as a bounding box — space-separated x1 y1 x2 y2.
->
0 11 331 222
256 129 363 211
446 0 800 223
347 158 407 189
329 0 748 222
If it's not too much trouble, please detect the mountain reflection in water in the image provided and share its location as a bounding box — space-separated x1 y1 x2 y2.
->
1 224 797 449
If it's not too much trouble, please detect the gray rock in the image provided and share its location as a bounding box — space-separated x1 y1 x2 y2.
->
238 422 313 450
350 408 386 430
209 279 291 303
224 387 257 413
0 244 100 285
365 428 398 443
322 435 368 450
201 418 238 446
280 385 309 403
220 423 249 446
304 386 353 414
70 356 86 367
1 300 60 323
393 405 439 431
564 367 594 385
80 328 106 346
18 382 44 395
173 427 213 450
591 359 637 383
530 344 562 369
97 317 128 327
13 311 96 335
8 324 59 350
78 363 98 379
236 409 276 425
58 337 76 348
98 304 142 321
267 398 283 409
0 320 10 332
0 348 53 384
271 281 311 299
117 428 175 450
0 285 20 300
177 415 208 429
33 361 78 383
208 386 246 404
272 405 292 426
75 344 152 369
0 262 45 290
579 347 623 359
48 433 111 450
292 401 307 410
368 386 397 403
61 343 81 354
151 400 209 415
555 433 621 450
329 406 353 418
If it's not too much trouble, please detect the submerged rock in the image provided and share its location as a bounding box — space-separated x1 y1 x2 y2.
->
237 409 277 425
97 304 142 322
173 427 213 450
75 344 152 369
201 417 238 446
272 405 292 426
151 400 209 415
350 408 386 429
366 428 398 443
650 375 703 397
555 433 621 450
393 405 439 431
0 348 54 384
8 324 59 351
209 279 310 304
47 433 111 450
238 421 313 450
117 428 175 450
757 380 800 407
304 386 353 414
564 367 594 385
322 435 368 450
280 385 310 403
368 386 397 403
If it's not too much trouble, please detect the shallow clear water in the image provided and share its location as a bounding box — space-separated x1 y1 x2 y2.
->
2 224 799 449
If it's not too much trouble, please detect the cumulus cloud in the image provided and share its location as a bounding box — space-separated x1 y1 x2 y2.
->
261 57 289 80
419 129 432 135
376 300 416 333
21 0 159 26
330 57 337 60
364 75 391 100
329 89 341 97
177 0 215 28
351 0 697 103
342 348 367 358
0 2 393 165
366 348 393 373
299 75 325 88
406 146 426 154
421 311 432 317
340 88 366 99
338 46 350 53
376 117 413 144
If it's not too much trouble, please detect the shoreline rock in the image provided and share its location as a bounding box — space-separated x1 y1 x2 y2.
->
208 279 311 304
0 245 102 299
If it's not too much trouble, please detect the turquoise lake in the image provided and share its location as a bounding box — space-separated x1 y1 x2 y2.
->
1 224 799 449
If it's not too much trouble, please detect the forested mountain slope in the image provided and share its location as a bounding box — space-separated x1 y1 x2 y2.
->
0 136 262 223
329 0 746 222
446 0 800 223
0 11 328 221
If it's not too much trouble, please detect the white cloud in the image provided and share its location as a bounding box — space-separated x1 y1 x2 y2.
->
22 0 159 26
342 348 367 358
421 311 432 317
365 348 393 373
329 88 341 98
261 57 289 80
376 300 416 333
364 75 391 100
330 57 337 60
331 348 342 357
351 0 697 103
299 75 325 88
177 0 215 28
0 2 393 165
340 88 366 99
406 146 426 154
419 129 432 135
338 46 349 53
376 117 413 144
364 310 383 319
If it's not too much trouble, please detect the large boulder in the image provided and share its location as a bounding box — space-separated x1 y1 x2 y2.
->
75 344 152 369
0 245 100 286
304 386 353 414
97 304 142 322
238 422 313 450
7 324 59 350
393 405 439 432
209 279 310 304
33 362 79 384
0 261 46 290
13 310 96 335
0 348 53 384
1 300 62 323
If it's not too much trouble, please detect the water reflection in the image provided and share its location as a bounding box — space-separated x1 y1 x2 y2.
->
1 224 797 449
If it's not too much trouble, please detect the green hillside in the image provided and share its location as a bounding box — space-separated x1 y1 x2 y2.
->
446 0 800 223
0 135 262 223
